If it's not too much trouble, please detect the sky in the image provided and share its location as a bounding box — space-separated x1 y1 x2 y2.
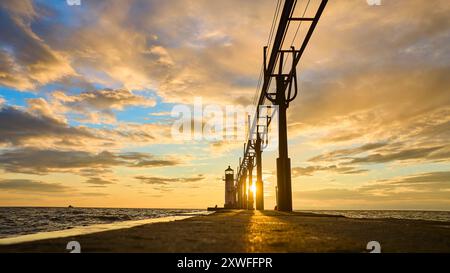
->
0 0 449 210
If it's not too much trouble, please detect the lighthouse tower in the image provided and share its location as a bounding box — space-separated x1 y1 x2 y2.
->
223 166 236 208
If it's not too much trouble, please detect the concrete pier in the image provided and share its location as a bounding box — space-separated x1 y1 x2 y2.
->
0 210 449 253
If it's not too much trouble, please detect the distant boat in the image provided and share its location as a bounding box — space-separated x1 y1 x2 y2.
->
68 205 74 208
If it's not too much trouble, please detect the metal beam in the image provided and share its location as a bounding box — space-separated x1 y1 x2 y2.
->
247 157 254 210
255 135 264 210
232 0 328 211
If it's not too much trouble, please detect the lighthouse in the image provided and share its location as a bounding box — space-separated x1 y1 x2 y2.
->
223 166 236 208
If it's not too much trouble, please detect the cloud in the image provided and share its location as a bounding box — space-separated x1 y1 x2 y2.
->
2 0 449 109
113 122 171 144
308 143 388 162
289 69 450 143
26 97 66 122
347 146 446 165
134 176 169 185
0 105 95 146
0 149 118 174
135 174 205 185
79 192 110 197
308 141 449 167
0 148 180 175
361 171 450 192
0 179 69 192
118 152 180 168
284 0 450 171
292 165 368 177
50 89 156 124
3 0 276 104
85 177 116 185
0 1 75 90
295 171 450 209
317 131 364 144
0 103 174 150
133 159 179 168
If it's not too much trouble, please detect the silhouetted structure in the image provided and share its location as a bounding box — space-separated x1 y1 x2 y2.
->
223 166 236 208
247 157 254 210
225 0 328 212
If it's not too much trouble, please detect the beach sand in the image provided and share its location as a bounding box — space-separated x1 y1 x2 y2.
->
0 210 449 253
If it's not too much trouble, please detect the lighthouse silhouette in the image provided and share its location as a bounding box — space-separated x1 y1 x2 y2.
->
223 166 236 208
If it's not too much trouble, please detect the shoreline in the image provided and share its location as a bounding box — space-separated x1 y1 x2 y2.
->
0 211 212 245
1 210 449 252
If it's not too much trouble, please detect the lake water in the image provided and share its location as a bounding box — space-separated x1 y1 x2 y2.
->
0 207 204 239
299 210 450 222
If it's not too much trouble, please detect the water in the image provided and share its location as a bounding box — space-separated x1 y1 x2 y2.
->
299 210 450 222
0 207 204 239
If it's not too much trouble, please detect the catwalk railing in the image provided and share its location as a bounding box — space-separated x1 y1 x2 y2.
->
233 0 328 211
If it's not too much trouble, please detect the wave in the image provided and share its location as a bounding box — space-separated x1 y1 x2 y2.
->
0 207 204 239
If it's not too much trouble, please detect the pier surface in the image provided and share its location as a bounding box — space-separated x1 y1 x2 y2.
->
1 210 449 252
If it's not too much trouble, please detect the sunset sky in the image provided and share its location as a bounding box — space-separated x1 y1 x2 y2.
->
0 0 449 210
